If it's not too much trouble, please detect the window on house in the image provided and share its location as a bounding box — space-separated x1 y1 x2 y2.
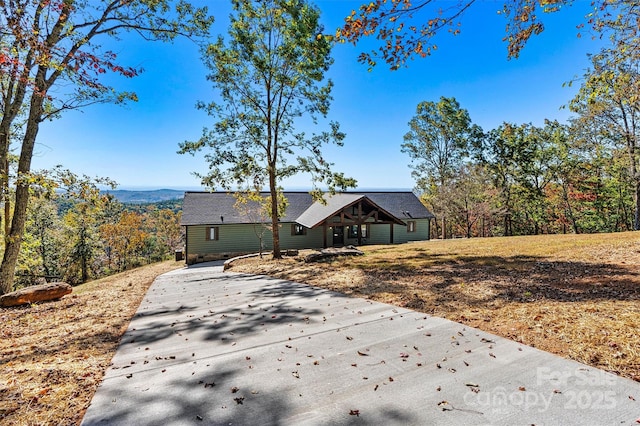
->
292 224 307 236
348 224 367 238
206 226 219 241
407 221 416 233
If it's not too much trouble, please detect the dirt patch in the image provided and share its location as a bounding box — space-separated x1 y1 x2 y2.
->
229 233 640 383
0 260 184 425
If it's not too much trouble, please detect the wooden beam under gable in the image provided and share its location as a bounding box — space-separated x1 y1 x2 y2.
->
358 201 363 246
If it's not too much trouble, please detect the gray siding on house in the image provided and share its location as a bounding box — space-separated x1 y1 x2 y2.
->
366 219 430 245
186 224 273 261
404 219 431 242
186 223 328 262
279 223 326 250
367 224 392 245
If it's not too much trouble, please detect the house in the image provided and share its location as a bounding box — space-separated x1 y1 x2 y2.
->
180 191 435 264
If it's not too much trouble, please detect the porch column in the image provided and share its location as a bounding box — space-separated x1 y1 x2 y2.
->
357 201 362 246
389 223 394 244
323 223 327 248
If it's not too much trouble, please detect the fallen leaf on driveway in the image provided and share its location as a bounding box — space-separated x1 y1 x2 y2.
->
438 401 453 411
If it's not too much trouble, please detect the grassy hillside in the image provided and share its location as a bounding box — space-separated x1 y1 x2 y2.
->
0 261 184 425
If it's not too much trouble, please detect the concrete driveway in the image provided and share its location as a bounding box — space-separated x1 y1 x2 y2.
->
82 263 640 425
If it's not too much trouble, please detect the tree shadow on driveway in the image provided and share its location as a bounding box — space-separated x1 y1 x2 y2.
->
115 272 327 352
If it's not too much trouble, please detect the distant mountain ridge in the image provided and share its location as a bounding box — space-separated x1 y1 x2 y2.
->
104 189 184 204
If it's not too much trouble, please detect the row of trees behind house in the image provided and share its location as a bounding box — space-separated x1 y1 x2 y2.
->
406 43 638 238
408 112 638 239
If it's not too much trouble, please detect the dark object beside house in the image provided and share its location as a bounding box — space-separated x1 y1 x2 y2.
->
180 191 434 265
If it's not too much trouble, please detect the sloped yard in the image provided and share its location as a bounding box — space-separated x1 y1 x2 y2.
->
0 261 184 425
229 232 640 383
2 233 638 425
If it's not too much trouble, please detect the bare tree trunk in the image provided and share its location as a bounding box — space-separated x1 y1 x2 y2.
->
634 180 640 231
0 86 43 295
619 101 639 230
0 124 12 244
269 169 281 259
503 214 509 236
561 182 579 234
79 227 89 283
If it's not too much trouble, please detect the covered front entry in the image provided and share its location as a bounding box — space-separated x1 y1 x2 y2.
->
296 194 407 248
332 226 344 246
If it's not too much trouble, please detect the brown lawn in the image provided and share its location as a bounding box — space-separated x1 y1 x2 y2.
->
2 233 639 425
229 232 640 383
0 260 184 426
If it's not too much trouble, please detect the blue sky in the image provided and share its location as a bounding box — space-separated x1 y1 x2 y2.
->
34 0 603 191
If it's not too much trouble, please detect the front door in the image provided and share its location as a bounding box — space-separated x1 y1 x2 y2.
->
333 226 344 246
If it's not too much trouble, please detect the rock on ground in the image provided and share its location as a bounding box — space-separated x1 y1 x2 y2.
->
0 282 72 307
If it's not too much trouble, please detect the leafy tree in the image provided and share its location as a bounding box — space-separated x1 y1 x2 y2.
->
22 196 62 284
592 1 639 66
100 211 148 272
479 123 530 236
55 171 117 283
138 207 183 261
429 163 492 238
150 208 183 257
511 123 555 234
179 0 355 258
542 119 630 234
0 0 212 294
402 97 475 188
570 48 640 229
63 204 101 284
544 120 582 233
401 97 479 237
336 0 627 70
452 164 492 238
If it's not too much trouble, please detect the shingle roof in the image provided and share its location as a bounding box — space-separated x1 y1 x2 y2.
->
295 193 365 228
180 192 313 226
180 191 434 226
361 192 435 220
